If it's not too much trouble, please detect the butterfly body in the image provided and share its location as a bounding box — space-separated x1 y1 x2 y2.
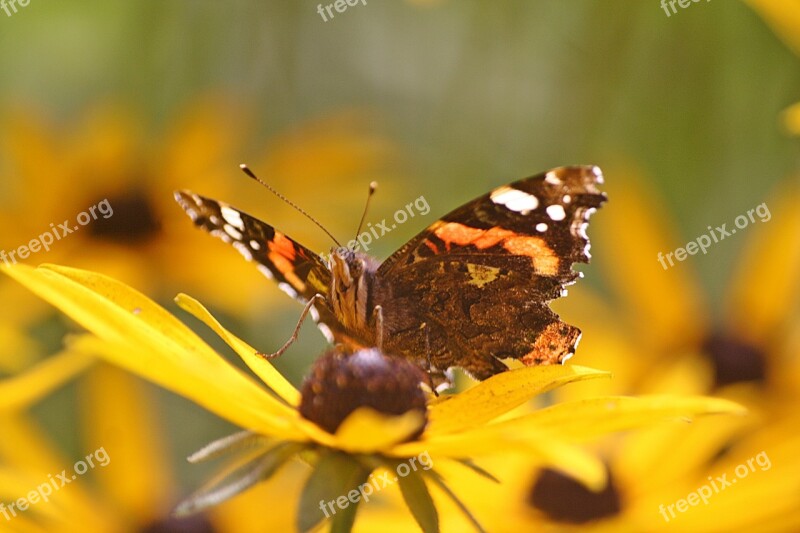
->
176 165 606 388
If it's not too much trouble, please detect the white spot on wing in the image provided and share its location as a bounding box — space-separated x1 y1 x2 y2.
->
220 206 244 229
210 215 222 225
563 194 571 203
544 171 562 185
536 222 548 232
224 224 243 240
317 322 334 343
278 282 298 299
257 264 275 280
546 204 566 221
250 240 262 250
210 229 232 244
232 241 253 261
490 186 539 214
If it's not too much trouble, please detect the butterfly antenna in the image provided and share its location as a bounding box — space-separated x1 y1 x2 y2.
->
240 164 341 247
354 181 378 240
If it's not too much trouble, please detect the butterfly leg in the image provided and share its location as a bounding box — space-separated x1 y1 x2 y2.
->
420 323 440 397
374 305 384 350
258 294 325 360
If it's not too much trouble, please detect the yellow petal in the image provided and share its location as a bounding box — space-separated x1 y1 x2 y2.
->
69 334 305 440
515 395 746 442
78 365 176 526
426 365 610 436
392 427 608 492
635 429 800 532
594 162 708 351
747 0 800 57
0 350 94 412
724 179 800 345
0 414 118 531
614 414 751 494
2 264 305 438
332 408 426 453
782 101 800 136
174 293 300 406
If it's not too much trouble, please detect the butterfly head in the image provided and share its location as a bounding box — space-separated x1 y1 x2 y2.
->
327 246 375 333
329 246 365 289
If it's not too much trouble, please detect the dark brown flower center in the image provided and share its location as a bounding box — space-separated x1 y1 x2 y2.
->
528 467 622 524
140 515 216 533
87 191 161 244
299 348 428 439
702 332 767 388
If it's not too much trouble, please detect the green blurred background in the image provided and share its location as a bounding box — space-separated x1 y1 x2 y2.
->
1 0 798 502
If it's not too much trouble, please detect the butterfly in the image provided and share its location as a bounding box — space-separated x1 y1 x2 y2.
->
175 165 606 389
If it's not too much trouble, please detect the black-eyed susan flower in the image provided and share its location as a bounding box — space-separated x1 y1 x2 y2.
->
571 165 800 414
2 263 744 532
497 164 800 531
0 99 265 314
0 101 394 316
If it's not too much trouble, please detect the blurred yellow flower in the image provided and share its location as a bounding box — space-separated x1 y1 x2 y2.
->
0 98 268 312
2 263 743 532
747 0 800 135
569 164 800 415
480 163 800 531
0 356 302 532
0 102 396 378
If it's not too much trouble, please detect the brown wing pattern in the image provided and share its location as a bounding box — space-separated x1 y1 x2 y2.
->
375 166 606 381
175 190 332 303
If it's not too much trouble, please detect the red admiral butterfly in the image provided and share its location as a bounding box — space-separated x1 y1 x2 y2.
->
175 165 606 389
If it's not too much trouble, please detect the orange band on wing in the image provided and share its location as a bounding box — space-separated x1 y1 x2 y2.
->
503 235 559 276
433 222 515 250
433 222 559 276
269 232 297 261
268 231 306 291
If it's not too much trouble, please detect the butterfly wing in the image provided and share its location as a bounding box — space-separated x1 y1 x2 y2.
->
376 166 606 380
175 191 344 342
